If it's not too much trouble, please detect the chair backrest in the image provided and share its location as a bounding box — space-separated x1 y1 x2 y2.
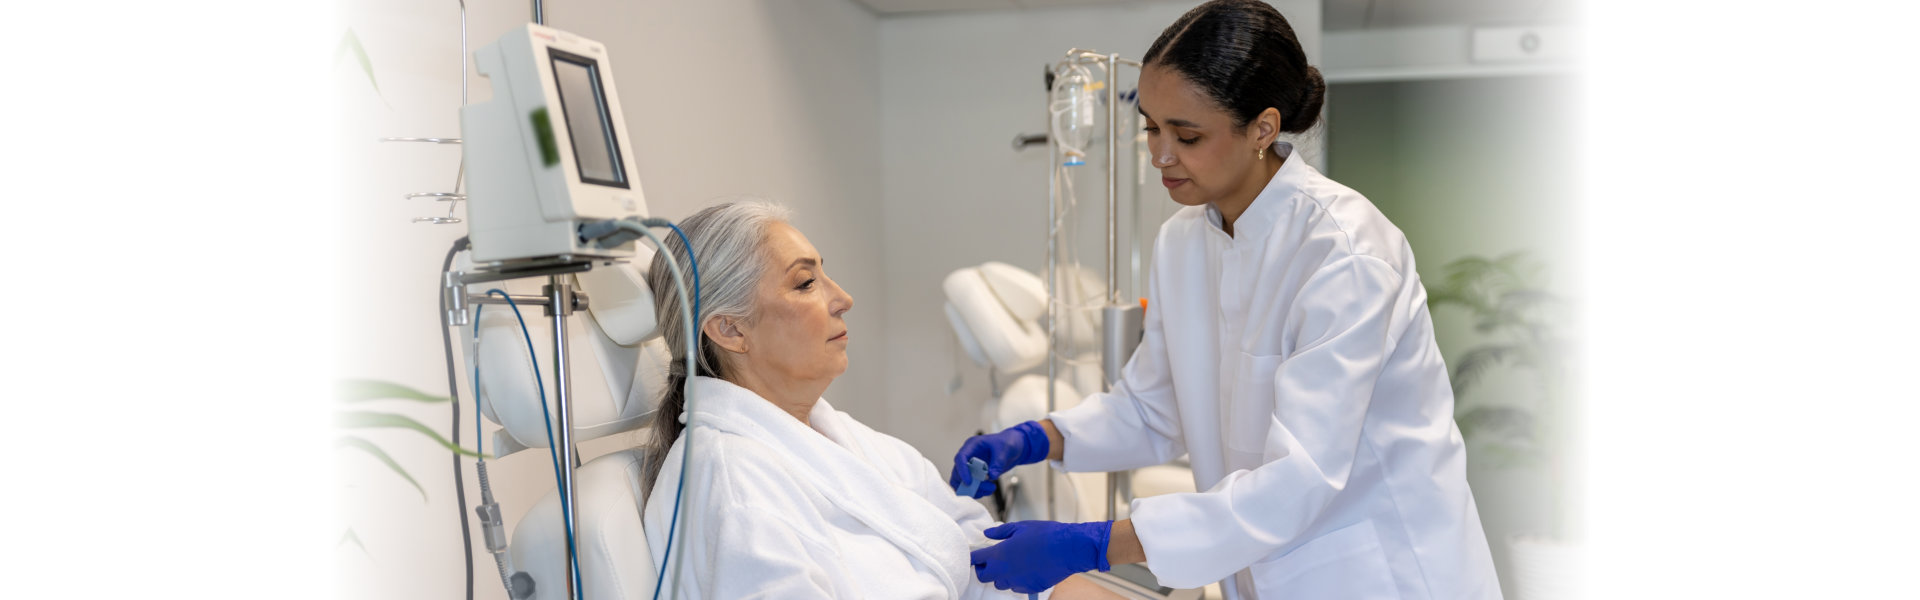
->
465 257 668 456
510 448 658 600
461 255 676 598
942 262 1048 374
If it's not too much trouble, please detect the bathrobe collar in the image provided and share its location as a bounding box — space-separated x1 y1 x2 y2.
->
685 376 972 597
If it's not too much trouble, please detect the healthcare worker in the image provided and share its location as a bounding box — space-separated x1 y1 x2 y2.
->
953 1 1502 598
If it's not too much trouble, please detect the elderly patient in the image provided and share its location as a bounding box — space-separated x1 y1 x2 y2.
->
639 201 1115 599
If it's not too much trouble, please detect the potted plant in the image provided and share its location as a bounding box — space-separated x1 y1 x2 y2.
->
335 379 480 555
1426 252 1581 600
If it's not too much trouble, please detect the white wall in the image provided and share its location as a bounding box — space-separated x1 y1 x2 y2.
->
875 0 1322 461
332 1 882 598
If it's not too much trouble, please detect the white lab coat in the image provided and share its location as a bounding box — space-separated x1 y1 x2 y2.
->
642 376 1044 599
1049 143 1501 599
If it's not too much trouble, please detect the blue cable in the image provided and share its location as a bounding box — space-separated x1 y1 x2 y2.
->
666 223 698 319
650 222 698 600
487 289 584 600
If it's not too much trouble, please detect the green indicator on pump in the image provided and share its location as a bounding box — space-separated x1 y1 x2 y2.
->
529 106 559 167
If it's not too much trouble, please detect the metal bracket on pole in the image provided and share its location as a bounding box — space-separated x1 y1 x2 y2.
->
446 271 471 327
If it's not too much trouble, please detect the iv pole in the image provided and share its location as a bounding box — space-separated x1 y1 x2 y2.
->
1046 49 1145 523
504 10 585 600
437 3 587 599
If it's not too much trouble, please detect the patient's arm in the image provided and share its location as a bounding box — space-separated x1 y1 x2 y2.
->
1050 574 1126 600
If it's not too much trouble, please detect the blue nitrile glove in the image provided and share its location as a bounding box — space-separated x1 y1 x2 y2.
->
970 520 1112 594
949 420 1050 498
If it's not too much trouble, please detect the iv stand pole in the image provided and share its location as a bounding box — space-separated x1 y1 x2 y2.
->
438 4 583 599
451 261 591 600
1049 49 1144 525
526 9 580 600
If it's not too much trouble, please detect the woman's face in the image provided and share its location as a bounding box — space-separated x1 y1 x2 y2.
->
1138 65 1271 208
733 222 855 385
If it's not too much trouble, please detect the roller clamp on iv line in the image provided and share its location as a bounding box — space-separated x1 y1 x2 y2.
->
957 457 991 498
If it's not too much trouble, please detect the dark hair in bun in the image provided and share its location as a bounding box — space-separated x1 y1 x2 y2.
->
1142 0 1325 134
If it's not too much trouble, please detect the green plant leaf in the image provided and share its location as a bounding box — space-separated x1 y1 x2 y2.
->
336 435 427 501
1457 405 1534 441
1494 288 1556 316
337 379 450 404
336 28 384 103
1432 252 1552 320
1451 344 1520 394
1429 258 1502 316
1432 250 1571 474
339 527 370 556
1465 440 1541 469
336 410 483 458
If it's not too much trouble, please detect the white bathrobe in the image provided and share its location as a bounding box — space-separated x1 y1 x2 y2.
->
642 376 1045 599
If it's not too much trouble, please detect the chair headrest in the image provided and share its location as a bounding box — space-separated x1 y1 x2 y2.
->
978 262 1047 320
574 255 658 346
942 262 1048 374
463 253 671 455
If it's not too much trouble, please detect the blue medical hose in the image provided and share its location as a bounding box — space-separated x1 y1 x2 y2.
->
665 223 698 318
563 217 701 600
658 224 698 600
620 219 697 600
487 289 584 600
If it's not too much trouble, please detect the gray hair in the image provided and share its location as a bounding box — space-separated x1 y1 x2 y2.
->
641 199 793 498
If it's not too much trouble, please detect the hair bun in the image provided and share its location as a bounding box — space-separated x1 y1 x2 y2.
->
1145 0 1323 135
1286 65 1327 134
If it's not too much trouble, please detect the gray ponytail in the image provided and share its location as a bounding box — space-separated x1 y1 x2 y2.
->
641 199 793 499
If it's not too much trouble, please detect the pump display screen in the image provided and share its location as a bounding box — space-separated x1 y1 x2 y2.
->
549 50 627 188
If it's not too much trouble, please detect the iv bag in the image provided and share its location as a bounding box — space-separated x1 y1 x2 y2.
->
1050 63 1099 167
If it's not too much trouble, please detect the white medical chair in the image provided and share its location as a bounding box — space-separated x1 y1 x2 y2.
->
941 262 1197 522
943 261 1050 375
943 262 1209 599
466 254 672 456
466 255 670 600
510 448 656 600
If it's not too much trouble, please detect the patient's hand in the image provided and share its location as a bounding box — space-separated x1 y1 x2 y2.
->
1048 574 1126 600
